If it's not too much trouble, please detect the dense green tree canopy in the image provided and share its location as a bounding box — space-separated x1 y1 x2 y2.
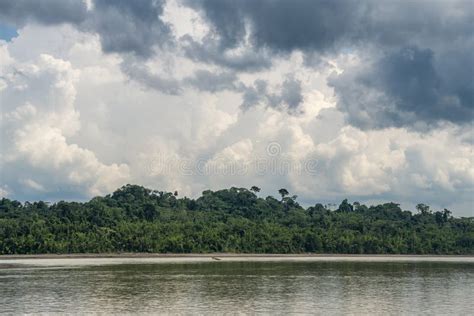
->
0 185 472 254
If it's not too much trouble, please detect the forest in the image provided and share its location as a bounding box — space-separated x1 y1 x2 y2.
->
0 185 472 255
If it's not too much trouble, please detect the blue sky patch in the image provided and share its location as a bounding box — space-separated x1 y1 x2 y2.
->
0 23 18 41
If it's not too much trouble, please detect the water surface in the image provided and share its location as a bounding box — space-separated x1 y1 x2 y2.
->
1 256 473 314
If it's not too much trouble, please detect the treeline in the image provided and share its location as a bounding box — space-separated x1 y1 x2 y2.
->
0 185 473 254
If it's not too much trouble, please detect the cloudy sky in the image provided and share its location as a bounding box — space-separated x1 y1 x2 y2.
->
0 0 472 215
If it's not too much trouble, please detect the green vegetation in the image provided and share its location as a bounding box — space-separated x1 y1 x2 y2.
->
0 185 472 254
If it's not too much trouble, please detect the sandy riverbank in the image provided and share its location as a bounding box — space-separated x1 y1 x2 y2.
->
1 253 473 261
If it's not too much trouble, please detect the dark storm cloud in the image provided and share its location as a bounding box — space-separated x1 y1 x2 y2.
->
0 0 87 26
0 0 172 58
2 0 472 122
185 0 365 53
330 45 474 129
278 77 303 109
182 0 366 72
85 0 172 58
185 0 474 126
184 70 238 92
240 80 268 110
239 77 304 112
186 0 473 58
378 47 473 125
181 35 272 72
122 65 239 95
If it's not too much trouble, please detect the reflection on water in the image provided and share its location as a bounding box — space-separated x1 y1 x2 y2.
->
1 258 473 314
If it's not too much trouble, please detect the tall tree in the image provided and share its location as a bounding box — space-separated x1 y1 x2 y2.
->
278 188 289 200
250 186 261 193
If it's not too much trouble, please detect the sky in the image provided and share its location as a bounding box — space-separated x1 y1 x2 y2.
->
0 0 473 216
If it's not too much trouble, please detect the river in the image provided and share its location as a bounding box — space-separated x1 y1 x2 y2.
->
0 256 473 314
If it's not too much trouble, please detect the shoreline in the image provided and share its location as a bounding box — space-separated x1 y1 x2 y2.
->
1 253 473 259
